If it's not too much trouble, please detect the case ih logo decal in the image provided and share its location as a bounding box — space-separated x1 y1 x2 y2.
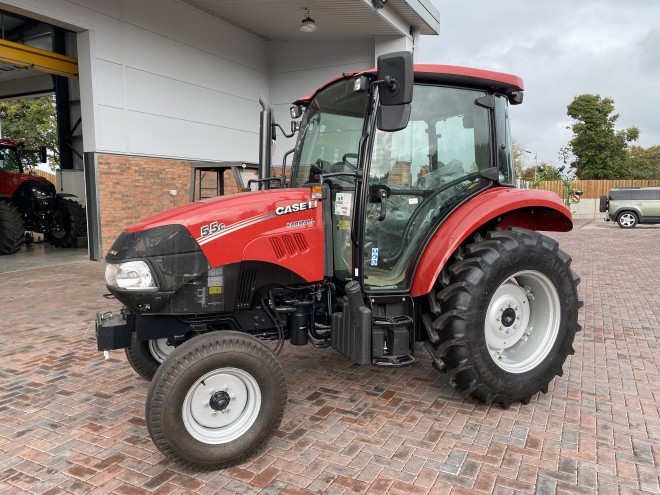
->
275 200 318 216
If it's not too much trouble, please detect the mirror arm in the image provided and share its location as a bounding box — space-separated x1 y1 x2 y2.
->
273 122 295 139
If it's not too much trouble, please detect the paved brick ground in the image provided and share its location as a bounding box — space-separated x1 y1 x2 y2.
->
0 220 658 495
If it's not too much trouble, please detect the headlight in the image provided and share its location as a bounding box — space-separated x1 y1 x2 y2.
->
105 261 157 291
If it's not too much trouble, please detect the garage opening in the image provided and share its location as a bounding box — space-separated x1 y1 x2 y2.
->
0 9 87 273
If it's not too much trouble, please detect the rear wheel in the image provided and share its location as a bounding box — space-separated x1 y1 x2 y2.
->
424 228 581 408
0 202 25 255
46 198 86 247
146 332 287 471
125 333 175 381
616 211 638 228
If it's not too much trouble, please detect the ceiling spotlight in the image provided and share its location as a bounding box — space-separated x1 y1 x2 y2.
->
372 0 387 9
300 9 317 32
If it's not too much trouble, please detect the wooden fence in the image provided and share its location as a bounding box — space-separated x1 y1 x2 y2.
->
534 180 660 199
29 169 57 186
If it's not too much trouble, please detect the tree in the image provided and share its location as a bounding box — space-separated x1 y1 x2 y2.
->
0 96 59 169
511 138 525 179
563 94 639 179
628 145 660 179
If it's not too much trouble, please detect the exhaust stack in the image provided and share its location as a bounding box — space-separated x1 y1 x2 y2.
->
258 95 272 190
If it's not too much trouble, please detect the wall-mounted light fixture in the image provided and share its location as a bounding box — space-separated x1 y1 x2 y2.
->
300 8 317 32
372 0 387 9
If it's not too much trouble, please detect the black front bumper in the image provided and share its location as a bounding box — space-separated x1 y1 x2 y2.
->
96 311 135 351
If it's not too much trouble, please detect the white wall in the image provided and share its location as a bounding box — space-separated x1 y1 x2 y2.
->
268 40 375 166
0 0 413 165
1 0 269 163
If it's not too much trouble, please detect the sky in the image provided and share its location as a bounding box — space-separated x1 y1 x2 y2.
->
417 0 660 168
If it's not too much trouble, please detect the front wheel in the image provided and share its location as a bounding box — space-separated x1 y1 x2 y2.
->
45 198 86 247
616 211 638 228
424 228 581 408
146 332 287 471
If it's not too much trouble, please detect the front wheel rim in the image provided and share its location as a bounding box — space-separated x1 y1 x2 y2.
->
182 367 262 444
148 338 174 363
485 270 561 373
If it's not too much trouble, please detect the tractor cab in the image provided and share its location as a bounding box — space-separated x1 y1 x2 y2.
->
287 54 520 293
0 140 24 173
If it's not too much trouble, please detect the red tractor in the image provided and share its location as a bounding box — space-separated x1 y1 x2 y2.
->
96 53 581 471
0 139 86 254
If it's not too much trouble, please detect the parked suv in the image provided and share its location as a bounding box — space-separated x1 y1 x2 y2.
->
600 187 660 228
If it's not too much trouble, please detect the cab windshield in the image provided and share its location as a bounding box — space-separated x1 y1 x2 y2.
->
0 147 22 172
290 79 369 188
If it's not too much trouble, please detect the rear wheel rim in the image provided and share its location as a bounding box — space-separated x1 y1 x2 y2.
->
619 213 635 227
485 270 560 373
182 367 262 444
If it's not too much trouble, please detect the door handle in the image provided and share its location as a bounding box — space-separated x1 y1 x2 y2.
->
378 189 388 221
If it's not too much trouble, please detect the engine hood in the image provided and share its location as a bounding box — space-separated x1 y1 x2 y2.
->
123 187 325 272
0 171 50 197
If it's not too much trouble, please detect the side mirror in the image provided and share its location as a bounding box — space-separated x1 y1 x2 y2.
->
376 51 413 132
39 146 47 163
575 190 583 196
377 51 413 106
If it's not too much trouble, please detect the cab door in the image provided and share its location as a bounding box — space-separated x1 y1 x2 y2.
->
362 84 493 291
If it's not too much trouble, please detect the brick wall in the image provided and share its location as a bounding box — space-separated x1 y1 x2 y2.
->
97 154 247 254
98 154 191 253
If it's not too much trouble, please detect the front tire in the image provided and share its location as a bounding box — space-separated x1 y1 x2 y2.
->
424 228 581 408
125 333 175 381
146 332 287 471
46 198 86 247
0 202 25 255
616 211 638 228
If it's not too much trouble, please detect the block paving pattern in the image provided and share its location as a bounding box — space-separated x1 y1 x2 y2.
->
0 220 658 494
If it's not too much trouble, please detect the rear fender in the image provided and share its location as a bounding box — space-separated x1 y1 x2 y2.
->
409 187 572 297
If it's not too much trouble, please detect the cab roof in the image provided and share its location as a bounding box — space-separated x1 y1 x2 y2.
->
295 64 524 105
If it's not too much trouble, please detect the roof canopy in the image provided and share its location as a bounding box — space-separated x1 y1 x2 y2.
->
181 0 440 41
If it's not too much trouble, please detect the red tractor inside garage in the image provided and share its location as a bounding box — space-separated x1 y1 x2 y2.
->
0 138 86 255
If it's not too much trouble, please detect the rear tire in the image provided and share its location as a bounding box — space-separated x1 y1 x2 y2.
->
616 211 637 228
46 198 86 248
0 202 25 255
146 332 287 471
424 228 581 408
125 333 175 381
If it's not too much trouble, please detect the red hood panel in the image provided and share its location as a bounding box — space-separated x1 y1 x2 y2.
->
0 171 49 196
126 188 326 282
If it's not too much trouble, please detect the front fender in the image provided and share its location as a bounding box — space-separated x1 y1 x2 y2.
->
409 187 572 297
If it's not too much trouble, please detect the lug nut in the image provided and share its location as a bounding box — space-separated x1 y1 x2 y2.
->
208 388 215 395
202 402 208 408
